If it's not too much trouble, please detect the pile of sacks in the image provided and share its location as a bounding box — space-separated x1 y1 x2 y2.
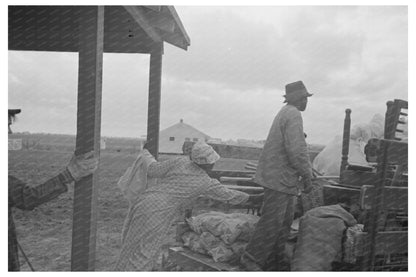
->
181 211 259 263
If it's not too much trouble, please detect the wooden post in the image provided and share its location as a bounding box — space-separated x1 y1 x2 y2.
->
146 42 163 159
384 101 395 140
340 108 351 182
363 140 389 271
71 6 104 271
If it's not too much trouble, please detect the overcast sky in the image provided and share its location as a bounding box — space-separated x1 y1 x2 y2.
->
8 6 408 145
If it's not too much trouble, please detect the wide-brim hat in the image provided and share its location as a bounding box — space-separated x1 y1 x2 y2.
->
283 81 313 103
8 109 21 116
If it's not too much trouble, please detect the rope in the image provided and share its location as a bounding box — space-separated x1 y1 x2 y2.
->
17 240 35 271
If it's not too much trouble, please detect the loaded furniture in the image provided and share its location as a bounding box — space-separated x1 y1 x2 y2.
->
328 99 408 271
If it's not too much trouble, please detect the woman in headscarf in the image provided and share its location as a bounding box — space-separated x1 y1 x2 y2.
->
114 142 258 271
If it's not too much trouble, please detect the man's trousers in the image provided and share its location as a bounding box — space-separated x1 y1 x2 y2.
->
243 188 295 271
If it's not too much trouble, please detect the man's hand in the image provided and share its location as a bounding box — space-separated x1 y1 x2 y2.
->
142 141 150 151
302 177 313 194
67 151 99 181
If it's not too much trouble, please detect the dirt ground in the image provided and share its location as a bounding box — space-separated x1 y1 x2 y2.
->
8 149 180 271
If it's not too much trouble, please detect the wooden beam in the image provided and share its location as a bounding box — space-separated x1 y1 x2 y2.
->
146 43 163 158
148 15 176 33
71 6 104 271
166 6 191 45
351 231 407 257
222 184 264 193
124 6 162 43
219 176 254 182
340 108 351 181
360 185 408 210
322 184 361 206
142 6 176 33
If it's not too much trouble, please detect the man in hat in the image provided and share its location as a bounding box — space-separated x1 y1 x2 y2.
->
240 81 313 271
8 109 99 271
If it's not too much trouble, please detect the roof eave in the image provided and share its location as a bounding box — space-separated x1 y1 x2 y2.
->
124 6 190 51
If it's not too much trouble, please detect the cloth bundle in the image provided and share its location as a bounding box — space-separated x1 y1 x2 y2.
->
313 114 384 176
291 205 357 271
182 212 260 262
117 149 156 206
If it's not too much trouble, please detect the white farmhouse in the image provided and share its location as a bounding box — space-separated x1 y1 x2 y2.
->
159 119 211 154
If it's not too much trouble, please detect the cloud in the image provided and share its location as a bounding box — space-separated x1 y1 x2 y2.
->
164 6 367 90
8 6 407 145
159 76 283 140
160 6 407 144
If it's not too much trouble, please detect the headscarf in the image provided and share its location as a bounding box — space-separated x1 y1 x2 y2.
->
190 142 220 165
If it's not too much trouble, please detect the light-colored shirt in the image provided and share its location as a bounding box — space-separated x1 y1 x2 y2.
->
254 104 312 195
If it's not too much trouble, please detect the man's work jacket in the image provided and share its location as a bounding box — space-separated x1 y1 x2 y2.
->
254 104 312 195
8 170 73 271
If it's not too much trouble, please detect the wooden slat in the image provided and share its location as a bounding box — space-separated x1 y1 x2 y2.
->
168 247 241 271
360 185 408 210
365 139 408 168
145 7 176 33
71 6 104 271
384 99 408 140
323 184 361 206
219 176 253 182
208 143 321 163
314 176 339 181
209 143 262 160
222 184 264 193
146 43 163 158
214 158 258 172
211 170 255 179
339 170 375 187
353 231 408 256
193 185 263 210
165 6 191 49
382 140 408 165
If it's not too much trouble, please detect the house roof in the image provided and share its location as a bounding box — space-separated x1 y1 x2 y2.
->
160 119 211 139
9 5 190 53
